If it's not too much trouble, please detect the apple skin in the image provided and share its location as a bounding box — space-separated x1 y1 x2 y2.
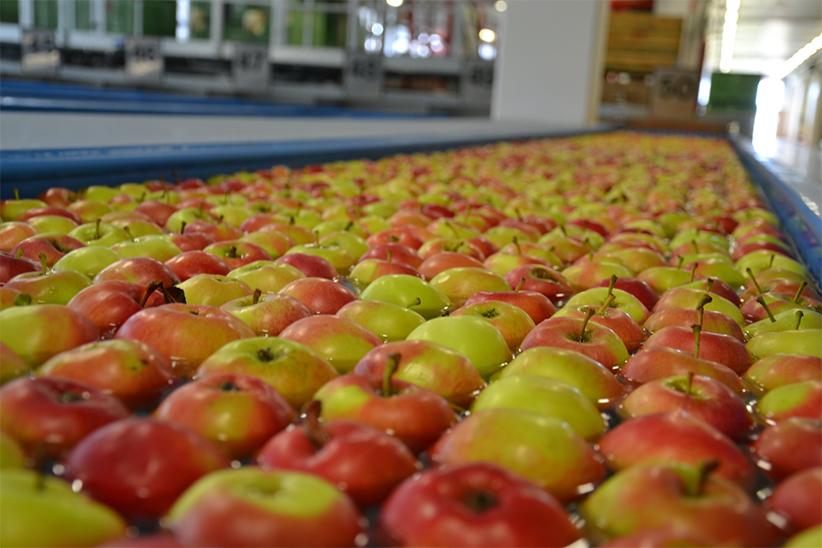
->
37 338 177 411
0 342 31 385
768 467 822 533
64 418 229 520
0 468 127 548
643 325 751 374
93 256 180 289
353 340 485 409
0 376 130 461
418 251 485 280
429 408 607 503
114 304 255 379
196 337 339 410
0 251 41 284
221 292 312 336
744 354 822 393
257 417 419 507
747 330 822 361
618 375 755 440
313 373 456 453
375 462 582 548
621 346 745 395
597 412 758 489
227 260 307 294
335 300 426 343
756 380 822 422
164 250 232 281
275 253 339 280
578 462 783 547
176 273 253 308
154 372 295 460
592 276 659 311
503 265 573 304
451 300 536 352
166 467 364 548
520 316 629 369
278 277 359 315
11 233 85 267
279 315 383 374
0 304 101 368
653 287 745 326
751 418 822 481
359 242 424 269
644 307 744 340
554 304 645 353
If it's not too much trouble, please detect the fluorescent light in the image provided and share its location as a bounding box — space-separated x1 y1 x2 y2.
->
386 0 403 7
719 0 740 73
776 32 822 79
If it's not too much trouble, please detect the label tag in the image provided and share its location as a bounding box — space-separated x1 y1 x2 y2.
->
232 44 270 90
20 30 60 73
344 53 383 100
125 37 163 82
461 59 494 106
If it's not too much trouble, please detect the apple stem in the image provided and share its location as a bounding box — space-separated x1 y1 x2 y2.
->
124 226 134 242
13 293 32 306
792 281 808 304
514 277 526 293
606 274 617 298
288 216 295 226
344 221 354 232
597 293 616 315
677 256 685 270
446 221 460 238
463 204 473 226
95 219 102 240
793 310 804 330
313 231 320 246
382 353 401 398
139 281 163 307
579 307 596 341
747 268 764 295
692 324 702 358
757 296 777 323
515 208 522 221
560 225 567 237
14 248 24 259
13 188 19 201
696 293 712 329
689 262 698 282
386 251 392 263
513 237 522 256
180 221 187 235
406 297 422 309
686 371 694 396
686 461 720 497
768 254 775 269
705 278 714 293
301 400 329 450
463 490 498 513
691 240 700 254
37 253 48 275
252 288 262 305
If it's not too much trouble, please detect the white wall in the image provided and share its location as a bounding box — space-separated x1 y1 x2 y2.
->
491 0 608 126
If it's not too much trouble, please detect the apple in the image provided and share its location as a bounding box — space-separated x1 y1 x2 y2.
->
0 430 26 469
353 340 485 409
93 256 180 288
376 463 581 548
359 242 423 269
644 307 744 339
744 354 822 393
166 467 364 547
37 338 176 411
164 250 232 281
64 417 229 520
643 325 751 374
0 376 130 461
275 252 339 280
278 277 358 315
503 265 573 304
0 222 40 253
463 286 557 325
359 274 452 319
1 342 31 385
155 372 295 460
597 412 758 488
279 315 383 374
751 418 822 481
67 280 166 338
768 467 822 533
564 281 651 324
429 408 607 503
591 276 659 311
336 299 426 343
0 468 127 547
756 380 822 422
0 250 41 283
428 267 511 308
176 273 253 307
68 221 129 248
578 462 782 547
221 290 312 336
11 233 86 267
257 401 419 507
196 337 338 409
747 329 822 361
561 261 634 293
114 304 254 379
52 246 123 280
5 260 94 305
451 300 536 352
622 346 745 395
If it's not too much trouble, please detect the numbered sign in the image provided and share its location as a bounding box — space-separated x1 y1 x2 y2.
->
344 53 383 100
651 68 699 119
232 44 270 90
461 59 494 106
20 30 60 73
125 37 163 82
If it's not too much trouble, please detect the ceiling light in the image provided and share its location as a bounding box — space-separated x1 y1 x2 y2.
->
776 32 822 79
479 29 496 43
386 0 403 7
494 1 508 12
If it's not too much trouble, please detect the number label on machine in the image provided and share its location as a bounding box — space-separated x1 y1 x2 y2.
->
461 59 494 106
232 44 270 90
651 68 699 119
20 30 60 73
125 37 163 82
344 53 383 100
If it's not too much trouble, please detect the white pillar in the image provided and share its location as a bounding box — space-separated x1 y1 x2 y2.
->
491 0 609 126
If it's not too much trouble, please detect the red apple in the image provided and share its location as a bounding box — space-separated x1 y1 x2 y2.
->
278 277 358 315
165 250 232 281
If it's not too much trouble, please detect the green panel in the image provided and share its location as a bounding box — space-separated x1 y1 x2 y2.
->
33 0 59 29
708 72 761 113
189 1 211 39
74 0 92 30
143 0 176 37
106 0 135 34
223 3 270 43
0 0 20 24
287 9 304 45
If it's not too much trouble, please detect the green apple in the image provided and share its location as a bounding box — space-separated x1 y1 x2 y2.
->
164 207 214 234
108 218 165 238
747 329 822 360
429 267 511 308
67 199 113 223
319 231 370 261
755 380 822 422
110 235 181 262
0 469 126 547
52 247 123 279
177 274 253 307
0 430 26 468
494 346 624 408
210 205 251 228
736 250 807 278
284 243 355 275
26 215 79 234
336 300 426 343
637 266 695 295
563 286 649 323
744 309 822 339
406 315 511 379
4 268 93 305
670 229 730 253
784 525 822 548
471 375 605 441
359 274 452 320
68 221 129 247
239 231 295 259
227 261 305 293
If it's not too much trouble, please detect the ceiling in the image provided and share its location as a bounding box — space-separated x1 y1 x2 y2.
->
703 0 822 77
